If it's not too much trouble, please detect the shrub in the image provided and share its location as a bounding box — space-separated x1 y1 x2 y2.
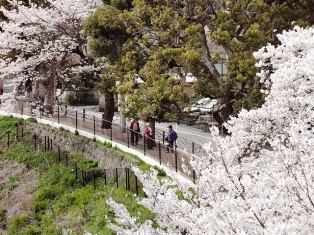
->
64 93 76 105
103 141 112 148
27 117 37 123
8 214 30 235
0 207 7 229
153 166 166 177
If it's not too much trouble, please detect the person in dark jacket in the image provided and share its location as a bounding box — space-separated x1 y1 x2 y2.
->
130 119 140 145
166 125 177 153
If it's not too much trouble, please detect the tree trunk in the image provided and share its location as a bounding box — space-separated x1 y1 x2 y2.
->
43 77 54 115
214 83 234 135
213 106 232 135
101 92 115 129
35 77 54 114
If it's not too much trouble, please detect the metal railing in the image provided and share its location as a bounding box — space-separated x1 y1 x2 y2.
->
0 124 144 195
4 101 201 182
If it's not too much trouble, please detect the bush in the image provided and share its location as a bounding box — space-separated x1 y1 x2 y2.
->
8 214 30 235
64 93 76 105
153 166 166 177
27 117 37 123
69 153 100 172
65 92 88 105
103 141 112 148
0 207 7 229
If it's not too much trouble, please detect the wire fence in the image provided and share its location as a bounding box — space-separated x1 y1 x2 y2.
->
0 124 144 195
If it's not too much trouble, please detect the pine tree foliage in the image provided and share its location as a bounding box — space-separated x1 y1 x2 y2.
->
85 0 314 125
106 26 314 234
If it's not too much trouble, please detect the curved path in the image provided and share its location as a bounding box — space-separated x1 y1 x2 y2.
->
0 109 198 183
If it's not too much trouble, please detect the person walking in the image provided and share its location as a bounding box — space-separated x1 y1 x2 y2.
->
165 125 177 153
145 123 153 150
130 119 140 145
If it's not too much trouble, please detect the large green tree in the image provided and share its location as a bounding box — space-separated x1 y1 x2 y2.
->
85 0 314 130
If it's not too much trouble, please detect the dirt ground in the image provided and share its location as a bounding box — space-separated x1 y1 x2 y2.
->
0 159 39 232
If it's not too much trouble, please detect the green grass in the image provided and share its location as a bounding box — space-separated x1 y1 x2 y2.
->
0 207 7 229
0 174 21 198
69 153 101 172
0 118 157 234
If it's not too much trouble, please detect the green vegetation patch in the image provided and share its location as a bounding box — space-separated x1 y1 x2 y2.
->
0 118 156 234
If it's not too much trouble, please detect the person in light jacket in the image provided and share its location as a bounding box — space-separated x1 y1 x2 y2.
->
145 123 153 150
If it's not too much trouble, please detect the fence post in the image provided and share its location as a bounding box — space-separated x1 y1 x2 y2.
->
21 100 24 115
44 136 47 151
135 175 138 196
57 105 60 123
7 131 10 148
65 105 67 116
143 136 146 156
158 142 161 165
50 138 52 150
192 142 195 155
66 154 68 166
93 170 96 189
93 116 95 135
127 129 130 148
81 170 85 186
34 135 37 150
110 125 113 141
162 131 165 144
116 168 118 188
193 170 196 183
22 127 24 138
175 151 178 172
16 123 19 141
75 110 78 130
125 168 129 191
83 109 85 121
104 169 107 185
127 168 130 191
58 147 61 162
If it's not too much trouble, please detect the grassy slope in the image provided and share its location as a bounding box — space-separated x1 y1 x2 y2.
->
0 116 157 235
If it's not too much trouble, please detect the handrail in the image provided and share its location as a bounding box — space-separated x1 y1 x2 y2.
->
64 106 207 156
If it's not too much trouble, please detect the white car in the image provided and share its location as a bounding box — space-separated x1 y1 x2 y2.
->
184 98 219 112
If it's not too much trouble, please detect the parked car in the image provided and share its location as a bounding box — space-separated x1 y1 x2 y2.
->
184 98 219 112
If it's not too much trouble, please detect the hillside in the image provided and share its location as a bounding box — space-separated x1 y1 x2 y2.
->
0 116 156 234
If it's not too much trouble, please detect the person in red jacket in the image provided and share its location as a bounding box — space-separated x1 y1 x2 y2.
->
145 123 153 150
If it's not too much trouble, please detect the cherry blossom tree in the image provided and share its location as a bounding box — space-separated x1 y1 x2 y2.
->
0 0 102 113
106 26 314 234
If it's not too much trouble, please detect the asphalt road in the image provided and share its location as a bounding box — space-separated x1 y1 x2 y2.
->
71 105 216 153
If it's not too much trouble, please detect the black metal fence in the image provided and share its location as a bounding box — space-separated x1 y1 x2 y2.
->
6 101 199 182
0 124 143 195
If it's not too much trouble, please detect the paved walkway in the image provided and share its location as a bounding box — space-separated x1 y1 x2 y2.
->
1 105 197 182
56 113 197 181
